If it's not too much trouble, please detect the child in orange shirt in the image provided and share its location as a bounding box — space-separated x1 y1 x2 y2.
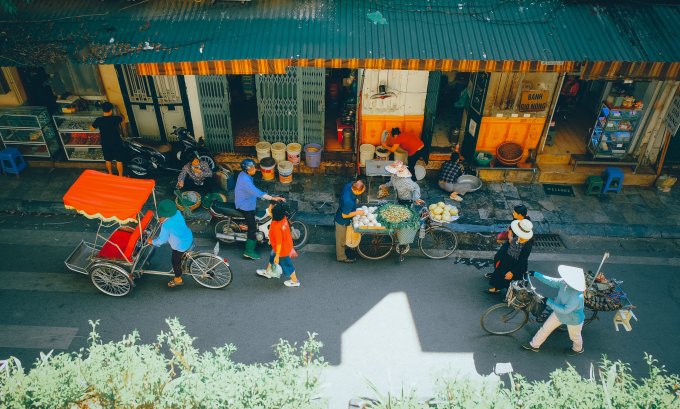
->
256 201 300 287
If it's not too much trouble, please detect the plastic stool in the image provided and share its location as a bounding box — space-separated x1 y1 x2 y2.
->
602 167 624 194
614 309 637 332
584 175 603 197
0 147 26 177
545 130 555 147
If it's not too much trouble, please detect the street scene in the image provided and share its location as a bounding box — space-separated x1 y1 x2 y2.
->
1 0 680 407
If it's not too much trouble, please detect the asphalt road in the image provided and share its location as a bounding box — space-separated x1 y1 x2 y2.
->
1 212 679 406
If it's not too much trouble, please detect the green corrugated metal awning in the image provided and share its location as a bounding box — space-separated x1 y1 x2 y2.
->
1 0 679 78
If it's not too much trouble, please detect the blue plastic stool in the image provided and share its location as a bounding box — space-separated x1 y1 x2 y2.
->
0 147 27 177
602 167 624 194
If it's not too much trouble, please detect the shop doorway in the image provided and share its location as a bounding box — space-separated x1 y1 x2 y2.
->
324 68 356 152
228 75 259 150
426 72 469 157
542 77 599 159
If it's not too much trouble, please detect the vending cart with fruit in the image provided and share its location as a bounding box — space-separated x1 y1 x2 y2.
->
353 202 459 262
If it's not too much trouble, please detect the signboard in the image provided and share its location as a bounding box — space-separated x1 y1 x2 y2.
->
468 118 477 136
540 61 564 66
663 94 680 136
519 91 550 112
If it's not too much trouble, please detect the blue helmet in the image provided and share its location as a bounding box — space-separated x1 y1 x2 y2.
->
240 159 255 173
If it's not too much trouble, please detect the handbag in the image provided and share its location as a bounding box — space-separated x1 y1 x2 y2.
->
346 225 362 248
497 230 509 242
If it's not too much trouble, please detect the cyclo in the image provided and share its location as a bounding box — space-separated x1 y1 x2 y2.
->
63 170 232 297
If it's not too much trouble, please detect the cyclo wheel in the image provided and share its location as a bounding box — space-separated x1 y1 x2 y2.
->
418 225 458 259
89 264 132 297
557 306 598 331
356 233 394 260
188 254 233 289
481 303 529 335
289 219 309 249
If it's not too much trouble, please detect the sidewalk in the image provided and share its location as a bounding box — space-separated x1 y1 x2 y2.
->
2 167 679 239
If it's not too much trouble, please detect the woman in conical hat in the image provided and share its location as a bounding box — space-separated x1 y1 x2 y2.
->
522 266 586 356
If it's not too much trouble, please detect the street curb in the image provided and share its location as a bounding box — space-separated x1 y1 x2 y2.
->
2 199 676 240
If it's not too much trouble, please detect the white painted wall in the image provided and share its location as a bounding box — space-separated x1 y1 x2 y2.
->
183 75 204 139
360 70 428 116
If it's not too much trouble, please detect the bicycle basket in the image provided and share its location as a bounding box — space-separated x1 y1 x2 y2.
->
507 281 532 308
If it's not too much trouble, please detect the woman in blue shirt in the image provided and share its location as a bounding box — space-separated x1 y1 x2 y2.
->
235 159 285 260
148 199 194 287
522 266 587 356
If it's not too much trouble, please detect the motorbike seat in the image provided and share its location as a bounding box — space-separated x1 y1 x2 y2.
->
133 138 172 153
211 202 244 218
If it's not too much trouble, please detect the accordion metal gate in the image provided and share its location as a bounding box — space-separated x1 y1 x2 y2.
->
195 75 234 153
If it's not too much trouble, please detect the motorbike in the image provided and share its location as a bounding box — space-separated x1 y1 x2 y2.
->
124 126 216 176
209 201 309 250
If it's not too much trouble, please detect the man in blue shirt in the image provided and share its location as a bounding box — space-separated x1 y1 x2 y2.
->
148 199 194 287
335 180 366 263
235 159 285 260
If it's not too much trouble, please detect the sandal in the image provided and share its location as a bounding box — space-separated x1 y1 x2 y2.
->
339 258 356 263
450 194 463 201
168 279 184 287
484 273 491 279
484 288 501 294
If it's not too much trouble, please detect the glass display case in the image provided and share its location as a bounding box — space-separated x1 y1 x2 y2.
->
588 102 643 159
53 109 105 162
0 106 60 160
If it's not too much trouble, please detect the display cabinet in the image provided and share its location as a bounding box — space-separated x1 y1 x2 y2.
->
0 107 60 160
53 110 105 161
588 102 643 159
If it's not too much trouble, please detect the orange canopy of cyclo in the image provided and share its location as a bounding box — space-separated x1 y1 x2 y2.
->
63 170 156 223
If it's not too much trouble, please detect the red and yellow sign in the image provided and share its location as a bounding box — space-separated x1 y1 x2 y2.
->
519 91 550 112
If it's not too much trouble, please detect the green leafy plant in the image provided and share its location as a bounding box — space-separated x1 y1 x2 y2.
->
0 318 328 409
1 0 29 14
361 356 680 409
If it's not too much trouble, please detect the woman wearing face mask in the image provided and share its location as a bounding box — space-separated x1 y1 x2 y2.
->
485 219 534 294
176 152 213 195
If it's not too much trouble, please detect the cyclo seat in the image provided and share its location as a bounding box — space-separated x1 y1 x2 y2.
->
211 202 244 218
132 138 172 153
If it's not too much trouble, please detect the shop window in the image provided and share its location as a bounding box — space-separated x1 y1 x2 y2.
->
46 62 103 97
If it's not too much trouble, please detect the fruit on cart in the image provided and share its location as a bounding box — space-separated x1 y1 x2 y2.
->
379 205 412 224
433 207 444 215
434 214 442 220
353 206 380 228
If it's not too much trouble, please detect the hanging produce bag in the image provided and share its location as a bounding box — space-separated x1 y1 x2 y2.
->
346 225 362 248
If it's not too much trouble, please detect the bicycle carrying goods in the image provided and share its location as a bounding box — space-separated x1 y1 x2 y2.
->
346 226 362 248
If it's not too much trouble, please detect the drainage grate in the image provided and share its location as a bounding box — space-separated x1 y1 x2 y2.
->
533 234 565 249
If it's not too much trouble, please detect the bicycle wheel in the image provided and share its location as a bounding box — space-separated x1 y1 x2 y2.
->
289 219 309 249
418 225 458 259
557 306 597 331
481 303 529 335
89 265 132 297
189 254 233 289
356 233 394 260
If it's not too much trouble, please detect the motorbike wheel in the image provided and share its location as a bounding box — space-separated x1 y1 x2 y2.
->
130 156 148 176
199 154 216 171
289 219 309 249
214 219 243 244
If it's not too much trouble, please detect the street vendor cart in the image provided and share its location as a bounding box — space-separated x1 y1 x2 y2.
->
63 170 232 297
353 202 458 262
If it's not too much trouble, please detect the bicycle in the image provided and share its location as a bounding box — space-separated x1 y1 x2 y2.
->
480 274 597 335
356 205 458 262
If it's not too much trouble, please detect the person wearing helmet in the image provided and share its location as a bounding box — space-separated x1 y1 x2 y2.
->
522 266 587 356
235 159 285 260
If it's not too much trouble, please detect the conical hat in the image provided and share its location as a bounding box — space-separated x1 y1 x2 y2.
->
385 161 404 174
558 265 586 292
